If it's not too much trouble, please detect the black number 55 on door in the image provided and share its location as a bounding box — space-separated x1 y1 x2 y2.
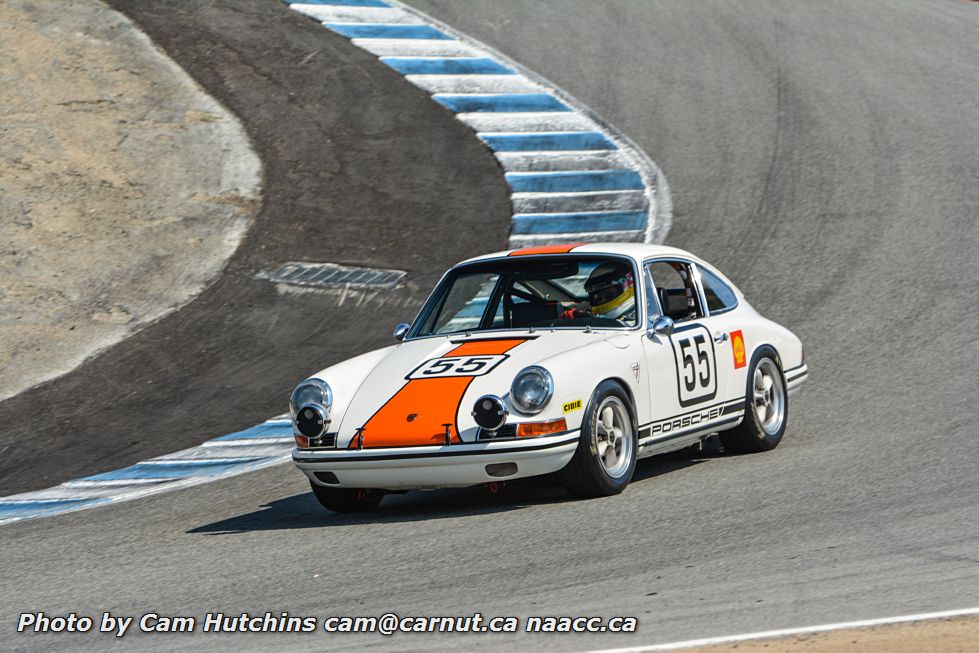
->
670 324 717 406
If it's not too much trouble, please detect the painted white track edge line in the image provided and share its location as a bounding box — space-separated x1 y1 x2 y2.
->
584 607 979 653
356 40 481 58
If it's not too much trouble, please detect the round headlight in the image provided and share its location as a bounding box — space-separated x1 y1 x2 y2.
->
289 378 333 420
510 366 554 415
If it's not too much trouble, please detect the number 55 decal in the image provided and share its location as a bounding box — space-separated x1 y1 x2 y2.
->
407 355 508 379
670 325 717 406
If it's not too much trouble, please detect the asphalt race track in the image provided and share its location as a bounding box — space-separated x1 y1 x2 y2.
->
2 1 977 651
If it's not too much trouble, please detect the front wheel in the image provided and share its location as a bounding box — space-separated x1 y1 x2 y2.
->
309 482 384 513
560 381 637 498
720 347 787 453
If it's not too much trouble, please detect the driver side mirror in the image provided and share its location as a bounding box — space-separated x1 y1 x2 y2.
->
393 323 410 341
646 315 674 339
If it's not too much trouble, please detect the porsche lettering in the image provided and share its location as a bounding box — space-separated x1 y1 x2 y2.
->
649 405 724 436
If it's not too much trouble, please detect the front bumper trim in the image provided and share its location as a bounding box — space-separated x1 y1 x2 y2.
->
293 430 579 463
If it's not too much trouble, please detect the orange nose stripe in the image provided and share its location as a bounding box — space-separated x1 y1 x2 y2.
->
447 338 528 356
352 338 528 448
356 376 472 448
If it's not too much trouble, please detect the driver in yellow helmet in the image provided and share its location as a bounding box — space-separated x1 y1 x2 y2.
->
560 262 636 324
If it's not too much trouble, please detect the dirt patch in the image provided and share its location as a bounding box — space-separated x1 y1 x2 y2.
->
688 615 979 652
0 0 261 401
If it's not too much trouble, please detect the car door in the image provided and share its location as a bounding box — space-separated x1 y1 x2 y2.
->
639 259 734 450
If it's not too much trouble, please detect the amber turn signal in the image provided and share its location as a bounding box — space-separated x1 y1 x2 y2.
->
516 418 567 437
294 434 310 448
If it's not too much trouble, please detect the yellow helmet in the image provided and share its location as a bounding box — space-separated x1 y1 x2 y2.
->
585 263 636 321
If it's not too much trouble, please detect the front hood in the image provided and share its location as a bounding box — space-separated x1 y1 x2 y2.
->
333 330 627 448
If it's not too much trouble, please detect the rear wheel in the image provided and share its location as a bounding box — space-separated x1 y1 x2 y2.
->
560 381 637 498
720 347 787 453
309 482 384 513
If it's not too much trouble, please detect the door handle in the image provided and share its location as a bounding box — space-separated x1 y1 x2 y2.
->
713 332 729 343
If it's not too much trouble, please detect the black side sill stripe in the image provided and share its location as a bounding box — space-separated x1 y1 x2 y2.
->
637 398 744 430
786 370 809 384
293 431 579 463
721 401 744 415
784 363 807 374
639 415 742 446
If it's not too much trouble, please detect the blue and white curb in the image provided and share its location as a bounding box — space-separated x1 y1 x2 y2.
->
0 418 294 525
0 0 674 525
284 0 672 246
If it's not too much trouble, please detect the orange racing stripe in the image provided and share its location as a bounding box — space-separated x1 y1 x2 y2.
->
446 339 525 357
352 338 527 448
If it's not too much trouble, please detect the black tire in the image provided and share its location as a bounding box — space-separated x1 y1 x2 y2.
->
309 482 384 513
720 346 788 454
560 380 638 498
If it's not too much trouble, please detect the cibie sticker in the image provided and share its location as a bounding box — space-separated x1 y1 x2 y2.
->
731 330 747 369
562 399 582 413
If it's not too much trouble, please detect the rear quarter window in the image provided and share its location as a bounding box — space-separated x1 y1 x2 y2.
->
699 267 738 313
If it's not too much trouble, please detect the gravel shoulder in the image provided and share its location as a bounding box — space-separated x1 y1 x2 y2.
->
689 615 979 653
0 0 261 402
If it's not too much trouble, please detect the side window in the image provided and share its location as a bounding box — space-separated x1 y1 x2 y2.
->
644 265 660 317
645 261 704 322
699 267 738 314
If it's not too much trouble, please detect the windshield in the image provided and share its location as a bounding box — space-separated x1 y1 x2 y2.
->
410 256 639 337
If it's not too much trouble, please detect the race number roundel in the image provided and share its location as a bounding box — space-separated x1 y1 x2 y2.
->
669 325 717 407
731 330 746 369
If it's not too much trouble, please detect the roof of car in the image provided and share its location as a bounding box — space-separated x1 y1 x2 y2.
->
459 242 703 264
453 242 745 299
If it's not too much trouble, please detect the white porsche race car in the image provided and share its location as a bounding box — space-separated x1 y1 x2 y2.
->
290 243 807 512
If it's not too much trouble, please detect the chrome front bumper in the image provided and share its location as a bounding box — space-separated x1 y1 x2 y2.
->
292 431 580 490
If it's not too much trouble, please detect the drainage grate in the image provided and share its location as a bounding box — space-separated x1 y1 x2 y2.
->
257 262 406 289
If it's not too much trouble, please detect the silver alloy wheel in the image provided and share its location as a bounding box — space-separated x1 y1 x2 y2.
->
594 396 633 478
752 358 786 435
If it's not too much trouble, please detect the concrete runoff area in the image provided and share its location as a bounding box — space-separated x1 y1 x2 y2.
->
0 0 261 402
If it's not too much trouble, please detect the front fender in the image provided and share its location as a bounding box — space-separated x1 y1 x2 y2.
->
297 345 397 434
521 334 646 432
